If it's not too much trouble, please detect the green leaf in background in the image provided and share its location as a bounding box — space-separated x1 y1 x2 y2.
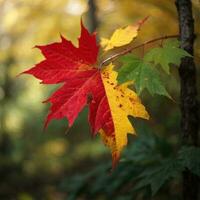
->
178 146 200 177
134 146 200 196
134 158 183 195
60 124 200 199
144 39 191 74
118 55 170 97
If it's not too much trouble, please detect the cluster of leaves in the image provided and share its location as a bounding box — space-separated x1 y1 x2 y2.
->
59 124 200 200
22 19 149 167
118 40 191 97
22 18 190 166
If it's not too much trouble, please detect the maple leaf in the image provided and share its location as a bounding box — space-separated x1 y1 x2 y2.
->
118 55 170 97
118 39 190 98
22 20 149 167
100 16 148 51
144 39 191 74
100 64 149 167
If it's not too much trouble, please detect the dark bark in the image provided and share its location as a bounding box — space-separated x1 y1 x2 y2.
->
175 0 199 200
87 0 98 32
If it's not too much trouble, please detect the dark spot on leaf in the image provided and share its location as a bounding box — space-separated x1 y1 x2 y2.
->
129 97 136 103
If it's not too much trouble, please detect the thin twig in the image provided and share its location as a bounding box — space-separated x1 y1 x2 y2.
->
100 34 179 68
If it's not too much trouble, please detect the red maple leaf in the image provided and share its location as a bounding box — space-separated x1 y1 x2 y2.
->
23 21 114 136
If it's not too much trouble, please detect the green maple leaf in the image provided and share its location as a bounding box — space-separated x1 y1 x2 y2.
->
118 54 170 97
178 146 200 177
144 39 191 74
135 158 183 195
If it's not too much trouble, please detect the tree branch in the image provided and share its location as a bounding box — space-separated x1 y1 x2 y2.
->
100 34 179 67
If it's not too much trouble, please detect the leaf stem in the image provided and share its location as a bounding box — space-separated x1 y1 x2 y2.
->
100 34 179 68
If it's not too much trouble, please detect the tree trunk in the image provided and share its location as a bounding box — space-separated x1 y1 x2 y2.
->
87 0 98 32
175 0 199 200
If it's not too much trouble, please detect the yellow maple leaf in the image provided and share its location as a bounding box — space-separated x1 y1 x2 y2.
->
100 64 149 168
101 17 148 51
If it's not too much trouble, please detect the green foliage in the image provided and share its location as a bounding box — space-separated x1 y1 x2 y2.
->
135 158 183 195
145 40 191 74
60 124 200 199
178 146 200 177
139 146 200 195
118 39 191 97
118 55 170 96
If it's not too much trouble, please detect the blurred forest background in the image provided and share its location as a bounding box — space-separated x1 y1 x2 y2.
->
0 0 200 199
